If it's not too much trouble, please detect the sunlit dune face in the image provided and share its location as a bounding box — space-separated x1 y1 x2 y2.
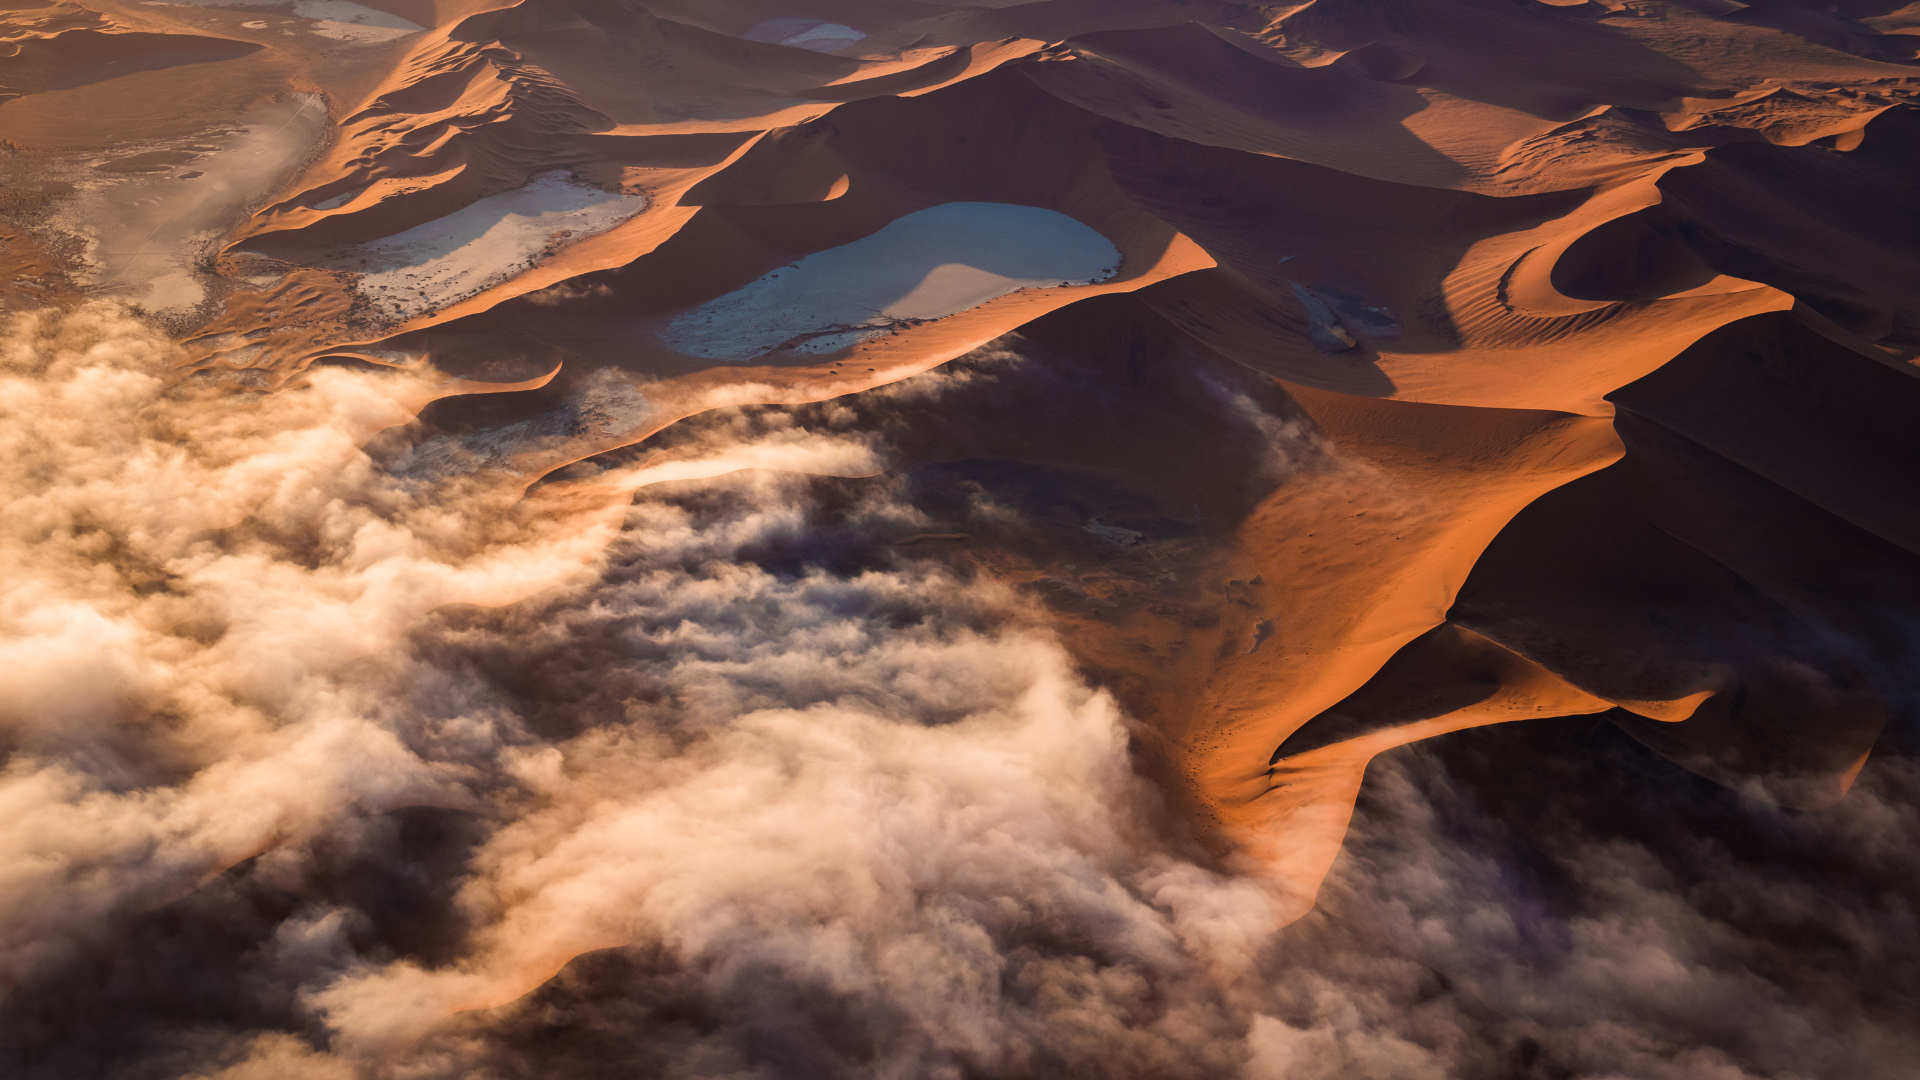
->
3 0 1919 1076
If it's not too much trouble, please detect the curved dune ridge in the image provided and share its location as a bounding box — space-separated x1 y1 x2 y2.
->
1 0 1919 1076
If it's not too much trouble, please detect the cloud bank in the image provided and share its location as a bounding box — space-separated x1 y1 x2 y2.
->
1 306 1913 1080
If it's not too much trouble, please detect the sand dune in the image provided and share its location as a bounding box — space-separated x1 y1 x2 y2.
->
3 0 1918 1074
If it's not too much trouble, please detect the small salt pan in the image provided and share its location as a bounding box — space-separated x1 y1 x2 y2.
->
742 17 867 53
660 202 1121 362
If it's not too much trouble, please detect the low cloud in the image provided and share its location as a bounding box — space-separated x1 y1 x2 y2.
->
1 306 1913 1079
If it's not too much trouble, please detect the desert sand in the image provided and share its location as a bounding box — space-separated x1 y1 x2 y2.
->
3 0 1918 1075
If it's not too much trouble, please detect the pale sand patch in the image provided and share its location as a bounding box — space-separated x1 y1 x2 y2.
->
341 171 647 322
660 202 1121 362
62 95 328 312
311 189 359 211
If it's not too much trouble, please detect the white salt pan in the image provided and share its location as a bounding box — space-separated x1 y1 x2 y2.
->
347 172 646 321
743 17 867 53
295 1 423 42
660 202 1121 362
145 0 423 41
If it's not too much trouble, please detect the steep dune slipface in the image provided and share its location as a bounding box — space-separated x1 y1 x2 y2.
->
4 0 1920 1071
